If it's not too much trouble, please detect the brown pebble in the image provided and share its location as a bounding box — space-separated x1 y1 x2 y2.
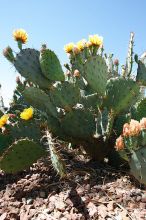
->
139 202 146 209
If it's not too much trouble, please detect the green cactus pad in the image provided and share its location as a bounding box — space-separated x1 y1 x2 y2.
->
50 82 80 111
14 49 51 89
46 132 66 178
129 148 146 185
0 133 12 156
10 119 42 144
61 109 96 140
0 139 46 173
113 114 130 136
132 98 146 121
40 48 65 81
104 77 139 115
140 130 146 146
80 93 101 110
136 59 146 85
84 56 108 95
23 87 58 118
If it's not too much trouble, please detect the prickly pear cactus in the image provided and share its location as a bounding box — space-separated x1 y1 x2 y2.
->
40 45 65 81
5 30 146 171
46 131 66 178
0 139 46 173
115 118 146 184
14 49 51 89
0 133 12 155
132 98 146 121
129 148 146 184
104 77 139 115
84 56 108 95
61 109 96 140
23 87 58 118
50 81 80 111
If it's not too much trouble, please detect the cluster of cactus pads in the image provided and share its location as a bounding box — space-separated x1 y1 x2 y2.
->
115 117 146 184
2 30 146 184
0 78 66 177
0 110 66 177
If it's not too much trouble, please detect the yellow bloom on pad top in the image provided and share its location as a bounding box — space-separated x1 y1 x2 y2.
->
13 29 28 44
76 39 87 51
64 43 74 53
89 34 103 47
20 107 34 120
0 115 9 128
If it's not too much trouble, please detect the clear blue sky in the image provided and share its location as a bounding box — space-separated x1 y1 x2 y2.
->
1 0 146 105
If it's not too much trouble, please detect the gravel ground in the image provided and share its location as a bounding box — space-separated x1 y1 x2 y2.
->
0 148 146 220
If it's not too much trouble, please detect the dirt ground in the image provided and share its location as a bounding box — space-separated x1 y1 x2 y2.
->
0 148 146 220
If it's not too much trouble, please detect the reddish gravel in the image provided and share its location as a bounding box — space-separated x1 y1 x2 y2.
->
0 148 146 220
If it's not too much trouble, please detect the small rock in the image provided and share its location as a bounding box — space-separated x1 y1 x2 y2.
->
55 200 66 211
139 202 146 209
39 191 46 198
22 197 27 204
43 208 50 214
53 210 62 219
107 201 114 211
98 204 108 218
65 198 73 207
29 209 36 217
76 187 84 196
87 202 98 217
136 196 142 202
26 198 33 205
49 195 57 202
0 213 7 220
84 184 90 191
128 202 136 209
141 194 146 203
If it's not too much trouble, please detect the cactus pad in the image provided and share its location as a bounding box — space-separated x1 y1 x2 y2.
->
23 87 58 118
129 148 146 184
0 134 12 156
46 132 66 178
50 81 80 111
61 109 96 139
105 77 139 114
10 119 42 144
136 59 146 85
132 98 146 121
84 56 108 95
14 49 50 89
0 139 46 173
40 48 65 81
80 93 101 110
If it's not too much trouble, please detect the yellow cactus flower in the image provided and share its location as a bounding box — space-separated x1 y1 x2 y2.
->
13 29 28 44
76 39 87 51
0 115 9 128
20 107 33 120
64 43 74 53
89 34 103 47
